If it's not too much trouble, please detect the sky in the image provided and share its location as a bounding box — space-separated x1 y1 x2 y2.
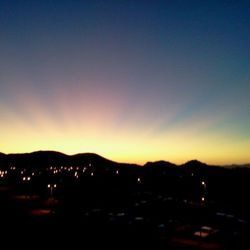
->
0 0 250 165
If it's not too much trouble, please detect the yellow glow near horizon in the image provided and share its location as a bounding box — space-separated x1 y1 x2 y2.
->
1 83 250 166
1 108 250 165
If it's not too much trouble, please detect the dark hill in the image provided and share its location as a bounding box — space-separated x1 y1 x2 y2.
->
0 151 139 170
181 159 207 168
6 151 68 168
0 151 249 171
0 152 7 165
70 153 116 166
144 160 177 168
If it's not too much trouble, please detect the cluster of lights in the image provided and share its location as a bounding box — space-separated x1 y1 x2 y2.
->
47 183 57 197
74 171 79 179
0 170 7 178
20 169 27 175
22 176 31 181
46 164 93 176
0 164 211 210
1 163 142 189
44 164 98 179
47 166 95 174
47 183 57 188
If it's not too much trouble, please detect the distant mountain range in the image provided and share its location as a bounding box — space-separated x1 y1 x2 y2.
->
0 150 249 169
0 151 115 168
222 163 250 169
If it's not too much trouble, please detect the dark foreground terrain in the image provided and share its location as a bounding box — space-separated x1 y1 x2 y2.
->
0 151 250 249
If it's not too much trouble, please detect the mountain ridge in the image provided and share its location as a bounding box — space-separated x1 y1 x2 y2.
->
0 150 249 168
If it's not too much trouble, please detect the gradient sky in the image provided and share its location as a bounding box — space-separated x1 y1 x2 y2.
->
0 0 250 164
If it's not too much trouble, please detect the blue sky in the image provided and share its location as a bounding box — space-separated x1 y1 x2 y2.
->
0 0 250 164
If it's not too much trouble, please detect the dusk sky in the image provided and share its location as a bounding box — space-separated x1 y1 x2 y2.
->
0 0 249 164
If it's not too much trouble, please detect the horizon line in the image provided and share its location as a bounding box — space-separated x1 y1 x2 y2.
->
1 149 250 167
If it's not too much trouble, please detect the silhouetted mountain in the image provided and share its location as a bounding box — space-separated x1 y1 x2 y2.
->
223 163 250 169
0 152 6 159
5 151 68 168
70 153 116 166
144 160 177 168
180 159 227 177
0 151 141 170
181 159 207 168
1 151 250 172
143 160 179 178
0 152 7 165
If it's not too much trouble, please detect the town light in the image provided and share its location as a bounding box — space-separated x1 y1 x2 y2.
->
47 183 57 197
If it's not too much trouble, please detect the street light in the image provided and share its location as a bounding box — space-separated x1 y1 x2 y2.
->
201 181 206 189
47 183 57 198
201 180 207 205
23 176 31 182
22 176 31 199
